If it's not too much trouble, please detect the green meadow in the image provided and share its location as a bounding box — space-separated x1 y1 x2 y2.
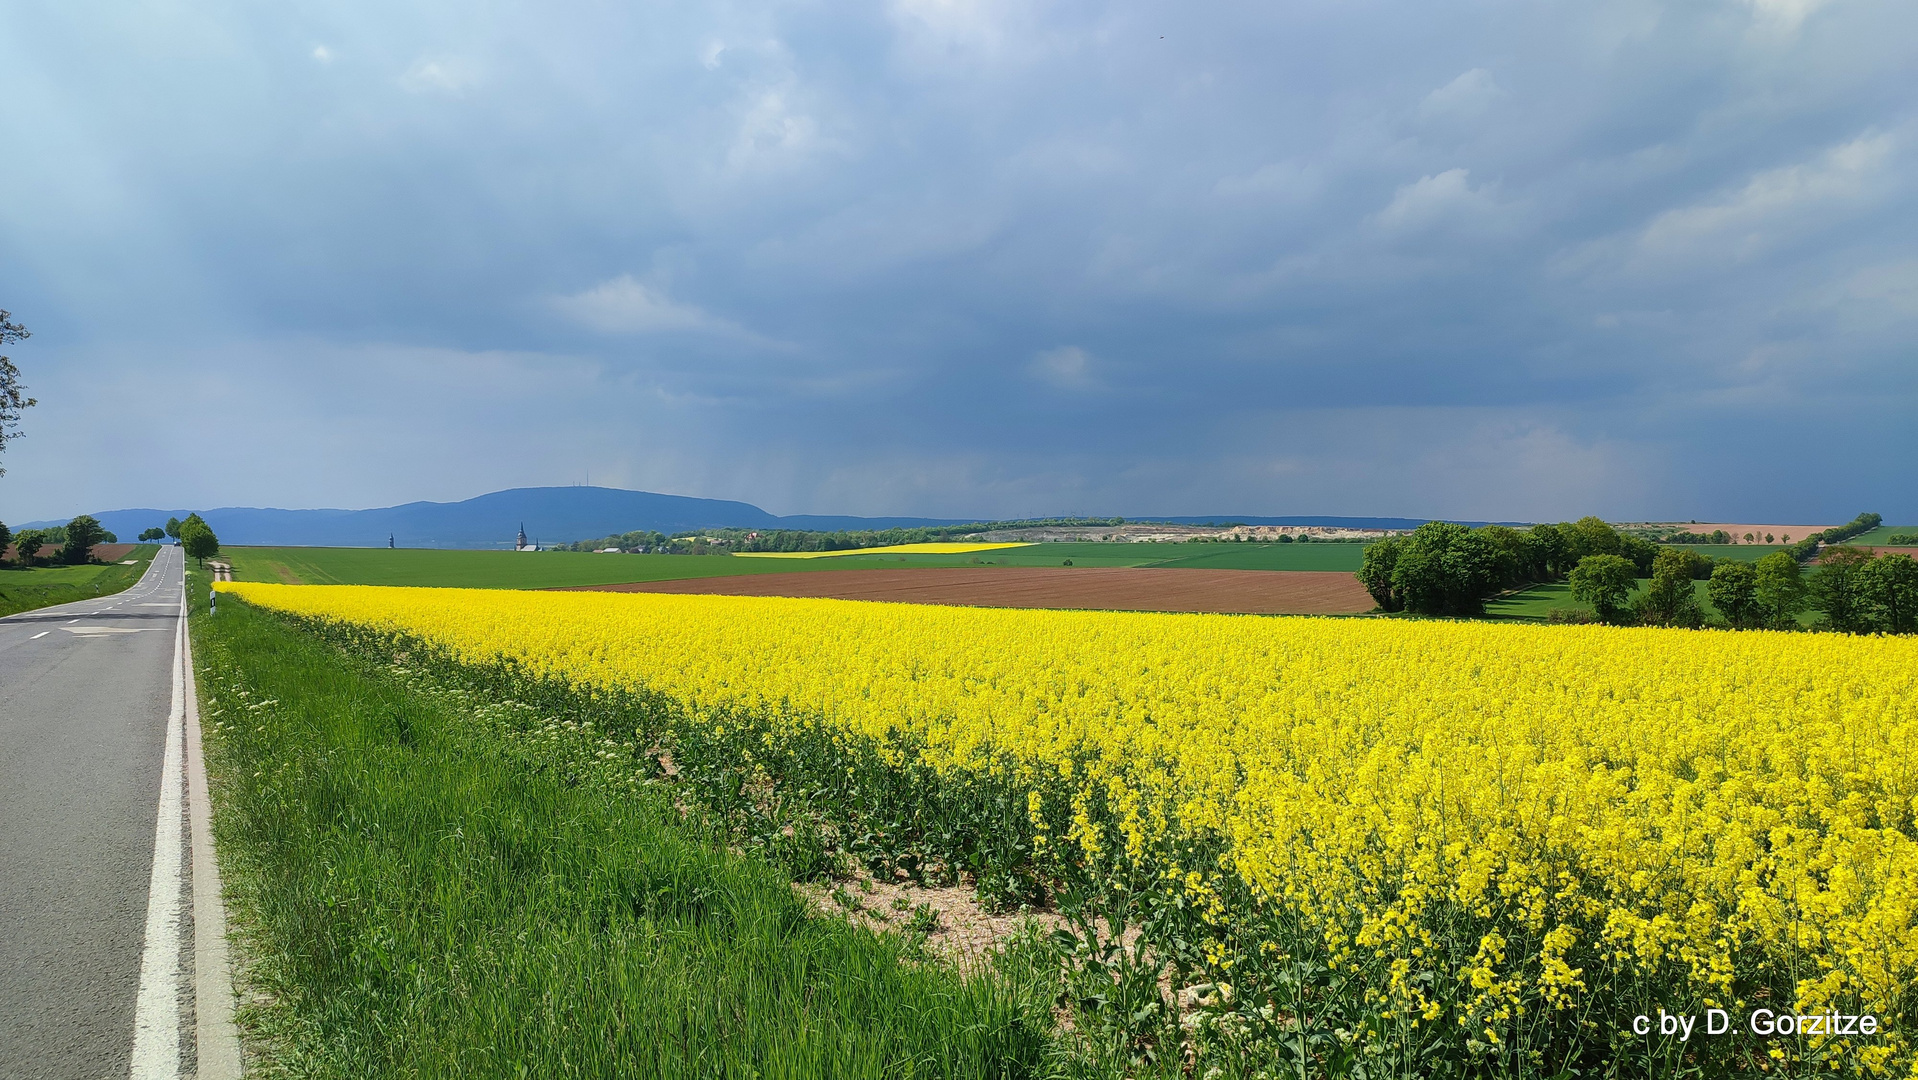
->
1484 577 1819 627
225 546 791 589
227 540 1370 589
1839 525 1918 546
0 544 159 618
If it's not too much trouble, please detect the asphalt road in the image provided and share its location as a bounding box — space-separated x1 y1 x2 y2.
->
0 547 185 1080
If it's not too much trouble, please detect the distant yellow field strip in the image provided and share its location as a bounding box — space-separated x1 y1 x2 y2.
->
731 542 1033 559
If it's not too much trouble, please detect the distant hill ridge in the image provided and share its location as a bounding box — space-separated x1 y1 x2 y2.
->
25 486 1457 549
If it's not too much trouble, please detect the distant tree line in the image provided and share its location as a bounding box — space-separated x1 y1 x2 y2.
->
565 518 1138 554
0 514 117 566
1781 513 1881 561
1358 511 1914 634
1359 517 1657 616
1663 529 1731 544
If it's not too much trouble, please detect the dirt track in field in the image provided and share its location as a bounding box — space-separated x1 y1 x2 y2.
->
560 567 1376 615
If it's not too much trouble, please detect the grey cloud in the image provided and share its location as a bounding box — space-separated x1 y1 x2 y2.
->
0 0 1914 524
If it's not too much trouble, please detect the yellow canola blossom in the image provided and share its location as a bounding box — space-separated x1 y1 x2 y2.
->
219 582 1918 1059
731 542 1032 558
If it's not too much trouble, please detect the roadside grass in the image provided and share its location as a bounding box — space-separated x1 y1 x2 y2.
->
193 589 1061 1079
0 544 159 618
227 541 1372 589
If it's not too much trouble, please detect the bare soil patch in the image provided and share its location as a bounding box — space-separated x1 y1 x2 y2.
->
1657 523 1839 543
796 873 1068 969
1823 546 1918 561
561 566 1375 615
1 542 138 563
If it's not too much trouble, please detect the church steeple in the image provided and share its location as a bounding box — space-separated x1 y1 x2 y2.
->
516 523 529 550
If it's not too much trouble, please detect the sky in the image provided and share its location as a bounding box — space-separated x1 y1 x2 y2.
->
1 0 1914 525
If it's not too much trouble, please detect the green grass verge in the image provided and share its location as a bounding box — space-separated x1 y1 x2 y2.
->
226 541 1371 589
0 544 159 618
193 589 1057 1078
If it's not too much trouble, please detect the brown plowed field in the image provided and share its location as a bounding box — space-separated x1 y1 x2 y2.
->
1 542 138 563
560 567 1375 615
1823 546 1918 561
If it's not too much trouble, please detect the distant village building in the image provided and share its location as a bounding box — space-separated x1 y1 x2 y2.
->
515 524 541 552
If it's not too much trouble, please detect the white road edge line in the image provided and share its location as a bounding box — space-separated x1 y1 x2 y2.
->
185 570 244 1078
31 630 48 639
130 565 186 1080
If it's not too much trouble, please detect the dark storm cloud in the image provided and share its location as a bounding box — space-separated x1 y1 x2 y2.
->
1 0 1913 522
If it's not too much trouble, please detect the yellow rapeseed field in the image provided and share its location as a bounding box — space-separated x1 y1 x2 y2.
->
220 582 1918 1072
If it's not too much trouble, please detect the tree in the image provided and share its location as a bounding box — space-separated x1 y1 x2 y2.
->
1862 554 1918 635
14 528 45 565
138 526 165 542
60 515 106 565
1753 551 1808 629
1526 523 1570 579
0 519 10 562
1391 522 1498 616
0 310 34 476
1812 546 1877 633
1618 534 1659 576
1478 525 1534 589
180 519 220 566
1708 561 1762 629
1569 554 1637 624
1632 547 1705 628
164 516 183 540
1356 537 1404 612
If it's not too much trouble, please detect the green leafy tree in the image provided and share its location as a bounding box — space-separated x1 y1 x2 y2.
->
180 519 220 566
60 515 106 564
1862 554 1918 635
1525 523 1572 579
1564 517 1621 562
1391 522 1498 616
0 519 10 562
164 516 183 540
1618 534 1658 575
1569 554 1637 623
1632 547 1705 628
1812 546 1877 633
138 526 165 541
1708 561 1763 629
14 528 45 565
1478 525 1535 588
0 310 34 476
1753 551 1808 629
1356 537 1404 612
